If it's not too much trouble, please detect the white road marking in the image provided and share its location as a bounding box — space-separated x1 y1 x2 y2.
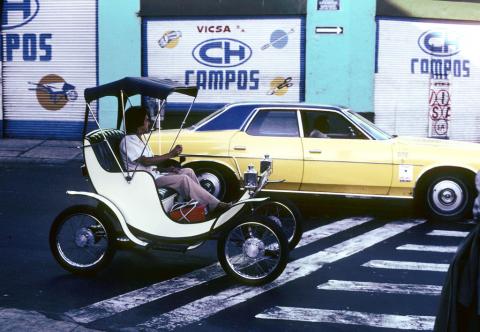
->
362 260 449 272
396 244 458 253
297 216 373 247
65 217 373 323
137 219 424 331
317 280 442 296
427 230 468 237
255 307 435 330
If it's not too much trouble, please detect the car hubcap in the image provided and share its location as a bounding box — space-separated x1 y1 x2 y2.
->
431 180 464 213
198 172 222 197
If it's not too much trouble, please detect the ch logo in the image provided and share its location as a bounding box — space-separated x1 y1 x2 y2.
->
418 31 460 57
192 38 252 68
2 0 40 30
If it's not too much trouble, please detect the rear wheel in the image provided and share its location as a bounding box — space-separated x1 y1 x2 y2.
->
217 217 288 286
49 205 116 275
253 199 303 250
421 174 474 222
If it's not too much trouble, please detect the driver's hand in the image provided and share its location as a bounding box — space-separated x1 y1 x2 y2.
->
170 145 183 157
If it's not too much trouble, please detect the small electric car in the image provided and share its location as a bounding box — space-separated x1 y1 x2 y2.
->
49 77 298 285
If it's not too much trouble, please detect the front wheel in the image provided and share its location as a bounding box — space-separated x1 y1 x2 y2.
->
217 217 289 286
253 199 303 250
49 205 116 275
422 174 474 222
195 166 240 201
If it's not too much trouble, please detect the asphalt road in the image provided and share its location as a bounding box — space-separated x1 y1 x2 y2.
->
0 161 476 331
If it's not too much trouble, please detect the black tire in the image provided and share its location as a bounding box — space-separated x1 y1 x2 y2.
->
217 216 289 286
421 173 474 222
253 199 303 250
49 205 116 275
194 166 240 201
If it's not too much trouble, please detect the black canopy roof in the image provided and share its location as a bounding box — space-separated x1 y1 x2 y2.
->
84 77 198 103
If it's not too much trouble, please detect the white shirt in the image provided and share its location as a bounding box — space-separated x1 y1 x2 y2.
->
120 135 162 179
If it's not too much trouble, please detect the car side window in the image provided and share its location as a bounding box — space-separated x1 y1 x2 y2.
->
247 110 299 137
301 110 367 139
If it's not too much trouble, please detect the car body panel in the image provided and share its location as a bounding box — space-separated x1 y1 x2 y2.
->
301 137 393 195
229 131 303 190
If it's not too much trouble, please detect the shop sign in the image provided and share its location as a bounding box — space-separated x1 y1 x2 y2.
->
145 18 304 103
317 0 340 11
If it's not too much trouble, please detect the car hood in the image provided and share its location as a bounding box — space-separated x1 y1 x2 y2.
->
391 136 480 169
393 136 480 150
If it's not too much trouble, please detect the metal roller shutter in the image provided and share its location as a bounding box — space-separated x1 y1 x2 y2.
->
1 0 97 139
143 17 305 108
374 18 480 142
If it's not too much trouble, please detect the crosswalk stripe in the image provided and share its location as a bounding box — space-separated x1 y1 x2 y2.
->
255 307 435 330
427 230 468 237
136 219 424 331
64 217 373 324
297 216 372 247
362 260 449 272
317 280 442 295
396 244 458 253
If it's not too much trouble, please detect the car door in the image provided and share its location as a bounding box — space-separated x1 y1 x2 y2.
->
229 108 303 191
300 109 393 195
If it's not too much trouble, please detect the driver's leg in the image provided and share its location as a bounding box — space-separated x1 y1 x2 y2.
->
177 168 200 184
155 174 220 211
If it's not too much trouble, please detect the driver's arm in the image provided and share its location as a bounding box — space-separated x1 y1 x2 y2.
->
137 145 182 166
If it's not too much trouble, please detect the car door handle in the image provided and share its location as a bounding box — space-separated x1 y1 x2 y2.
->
309 149 322 154
234 146 246 151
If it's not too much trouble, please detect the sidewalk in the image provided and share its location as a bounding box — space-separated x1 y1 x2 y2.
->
0 138 83 164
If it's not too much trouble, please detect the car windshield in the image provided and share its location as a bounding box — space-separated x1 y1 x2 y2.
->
190 104 257 131
189 105 228 130
344 110 392 140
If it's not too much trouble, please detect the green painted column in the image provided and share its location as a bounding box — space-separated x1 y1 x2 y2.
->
98 0 141 128
306 0 376 114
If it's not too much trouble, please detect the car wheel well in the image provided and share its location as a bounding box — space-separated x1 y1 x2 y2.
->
186 161 238 179
414 166 476 221
415 167 475 198
186 161 241 200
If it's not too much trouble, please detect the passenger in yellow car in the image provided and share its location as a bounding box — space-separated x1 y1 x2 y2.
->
120 106 231 213
309 115 330 138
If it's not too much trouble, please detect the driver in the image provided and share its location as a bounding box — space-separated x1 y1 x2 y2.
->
120 106 231 214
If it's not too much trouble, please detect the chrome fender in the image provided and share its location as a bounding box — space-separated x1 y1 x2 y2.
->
66 190 148 247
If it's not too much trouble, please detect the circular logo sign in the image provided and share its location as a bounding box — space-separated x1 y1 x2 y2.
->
2 0 40 30
192 38 252 68
31 74 78 111
418 30 460 57
158 31 182 48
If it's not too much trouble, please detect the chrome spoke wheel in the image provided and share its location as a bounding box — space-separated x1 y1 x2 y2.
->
254 200 303 250
56 213 108 268
224 222 283 282
50 205 115 275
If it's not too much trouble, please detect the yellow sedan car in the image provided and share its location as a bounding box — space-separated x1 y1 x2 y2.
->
150 102 480 222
